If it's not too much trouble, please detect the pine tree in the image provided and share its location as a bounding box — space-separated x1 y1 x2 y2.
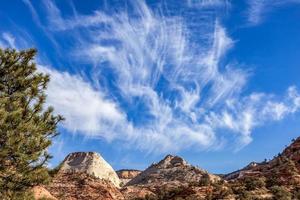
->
0 48 63 199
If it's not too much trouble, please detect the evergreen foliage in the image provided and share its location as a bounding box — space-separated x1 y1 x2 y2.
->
0 48 63 199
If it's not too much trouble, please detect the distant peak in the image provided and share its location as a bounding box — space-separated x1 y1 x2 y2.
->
126 154 220 186
117 169 141 172
163 154 176 160
65 151 100 158
156 154 187 168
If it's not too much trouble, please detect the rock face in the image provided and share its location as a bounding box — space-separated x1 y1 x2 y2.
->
47 172 124 200
32 186 57 200
117 169 141 179
224 137 300 186
223 162 262 180
126 154 220 186
116 169 141 186
282 137 300 170
59 152 121 187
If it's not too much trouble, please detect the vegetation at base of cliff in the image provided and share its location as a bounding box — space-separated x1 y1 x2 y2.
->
131 174 300 200
270 186 291 200
0 190 35 200
48 162 63 178
0 48 63 199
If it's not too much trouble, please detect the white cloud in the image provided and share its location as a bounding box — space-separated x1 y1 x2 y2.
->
206 88 300 148
247 0 300 25
186 0 230 8
15 0 300 153
247 0 266 25
0 32 16 49
35 1 228 152
38 65 131 141
39 65 217 153
2 33 16 48
0 31 36 51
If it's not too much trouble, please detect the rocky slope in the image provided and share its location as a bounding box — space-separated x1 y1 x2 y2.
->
116 169 141 186
126 154 220 186
224 137 300 186
282 137 300 170
122 155 222 199
32 186 57 200
60 152 121 187
223 161 262 180
46 172 124 200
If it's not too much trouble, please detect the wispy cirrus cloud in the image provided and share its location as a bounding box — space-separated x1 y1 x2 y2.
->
1 32 16 49
206 87 300 148
15 0 300 153
186 0 230 8
0 31 34 50
247 0 300 25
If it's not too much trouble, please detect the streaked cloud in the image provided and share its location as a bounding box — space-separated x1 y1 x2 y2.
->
247 0 300 25
206 87 300 148
10 0 300 153
2 33 16 48
186 0 230 8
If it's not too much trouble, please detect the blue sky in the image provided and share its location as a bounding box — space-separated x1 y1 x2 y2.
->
1 0 300 174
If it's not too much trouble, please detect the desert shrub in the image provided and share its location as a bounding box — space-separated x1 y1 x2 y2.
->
146 194 158 200
238 190 252 200
134 186 198 200
292 187 300 200
48 162 63 177
266 176 280 188
244 177 266 191
133 194 157 200
285 159 298 175
210 182 233 200
156 186 186 200
231 185 252 200
199 173 211 186
270 186 291 200
0 190 34 200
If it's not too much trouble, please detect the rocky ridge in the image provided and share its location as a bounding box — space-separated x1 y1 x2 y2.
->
121 154 221 199
224 137 300 186
126 154 220 186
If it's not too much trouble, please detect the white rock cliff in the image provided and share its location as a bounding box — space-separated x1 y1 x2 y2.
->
59 152 121 187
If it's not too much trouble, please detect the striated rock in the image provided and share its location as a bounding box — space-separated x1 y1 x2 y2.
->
223 162 261 180
47 172 124 200
116 169 141 186
126 154 221 186
59 152 121 187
